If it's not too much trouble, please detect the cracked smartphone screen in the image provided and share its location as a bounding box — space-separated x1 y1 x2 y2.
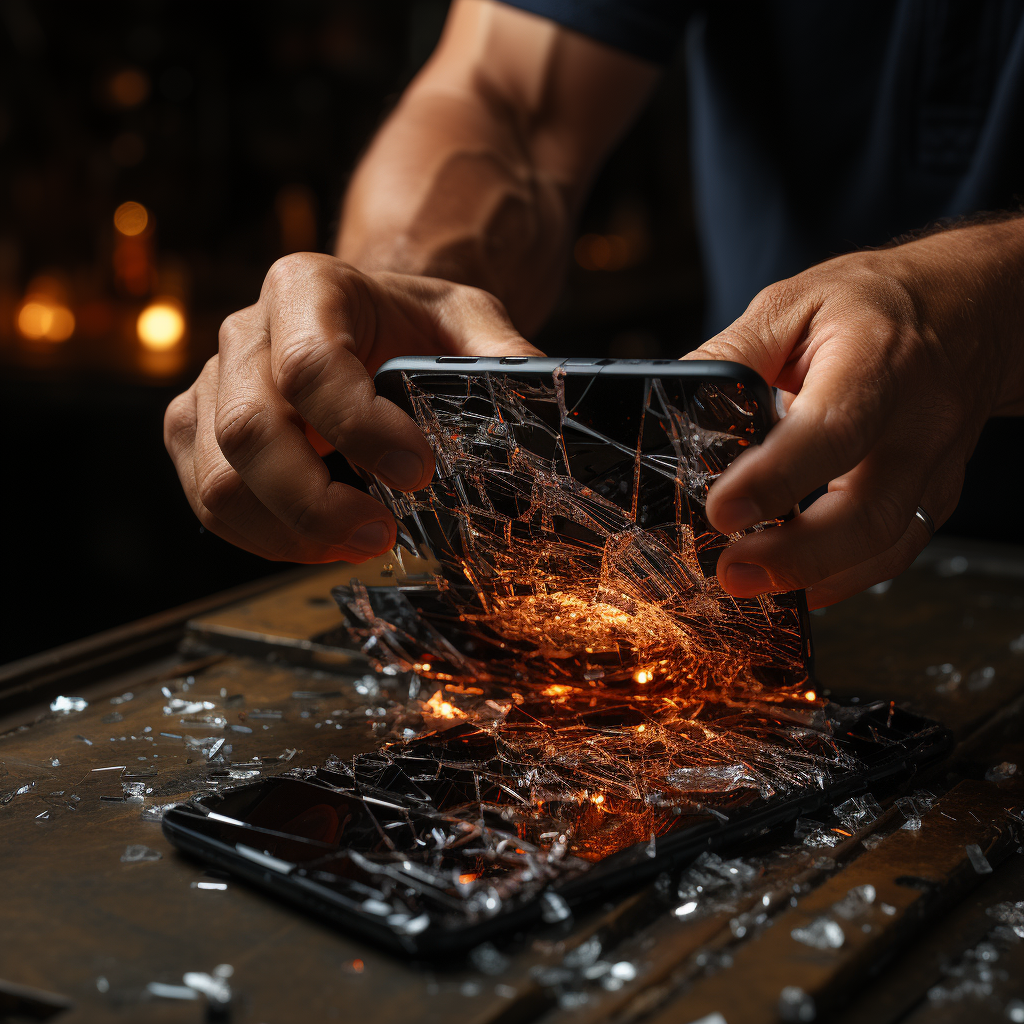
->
166 363 945 948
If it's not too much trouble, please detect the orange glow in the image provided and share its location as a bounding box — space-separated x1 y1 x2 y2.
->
114 201 149 236
16 296 75 342
458 872 478 884
541 684 573 698
137 300 185 350
350 959 364 973
636 724 646 733
633 669 653 685
804 690 817 702
108 68 150 108
424 690 464 721
592 794 605 805
574 233 633 272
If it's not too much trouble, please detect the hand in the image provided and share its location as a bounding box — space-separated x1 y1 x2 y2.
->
686 220 1024 608
165 253 539 562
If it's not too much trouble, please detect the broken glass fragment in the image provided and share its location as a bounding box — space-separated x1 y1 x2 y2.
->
50 695 88 713
985 762 1018 782
122 781 147 801
794 818 844 849
833 794 882 832
966 666 995 691
164 698 215 715
141 802 182 822
183 970 231 1006
121 845 162 863
926 663 961 693
147 982 198 1000
965 843 993 874
791 917 845 950
540 892 572 924
987 901 1024 939
469 942 509 975
778 985 816 1022
832 884 876 920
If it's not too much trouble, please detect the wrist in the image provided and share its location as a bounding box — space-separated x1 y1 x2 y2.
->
883 216 1024 416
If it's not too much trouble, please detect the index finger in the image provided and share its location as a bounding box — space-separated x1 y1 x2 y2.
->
260 257 437 492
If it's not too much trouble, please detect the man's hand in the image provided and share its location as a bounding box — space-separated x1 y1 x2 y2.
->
689 218 1024 609
164 253 538 563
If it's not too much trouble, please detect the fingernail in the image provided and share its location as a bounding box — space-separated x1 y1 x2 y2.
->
376 450 424 491
723 562 772 596
714 497 762 533
347 521 390 554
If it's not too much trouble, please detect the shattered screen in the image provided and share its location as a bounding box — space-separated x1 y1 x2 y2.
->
167 364 945 947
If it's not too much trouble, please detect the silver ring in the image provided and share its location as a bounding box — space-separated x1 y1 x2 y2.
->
914 505 935 537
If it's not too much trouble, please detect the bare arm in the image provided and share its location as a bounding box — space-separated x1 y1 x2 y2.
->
337 0 659 335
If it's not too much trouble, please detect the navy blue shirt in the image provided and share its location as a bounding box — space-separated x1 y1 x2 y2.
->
503 1 1024 332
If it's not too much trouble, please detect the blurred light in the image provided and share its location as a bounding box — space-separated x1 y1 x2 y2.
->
137 299 185 350
114 202 149 236
633 669 653 684
574 233 633 272
16 296 75 342
804 690 817 702
276 184 318 253
109 68 150 108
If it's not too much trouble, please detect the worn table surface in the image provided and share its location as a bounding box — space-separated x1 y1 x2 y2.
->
2 537 1023 1024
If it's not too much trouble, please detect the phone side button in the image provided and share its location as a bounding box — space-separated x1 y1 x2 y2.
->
436 356 478 363
499 356 529 364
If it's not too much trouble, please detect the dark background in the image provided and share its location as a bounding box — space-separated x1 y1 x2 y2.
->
1 2 1018 665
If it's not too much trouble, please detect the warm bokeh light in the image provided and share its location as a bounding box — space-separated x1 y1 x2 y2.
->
108 68 150 108
633 668 653 684
114 201 149 236
137 300 185 350
16 297 75 342
804 690 817 702
574 233 633 272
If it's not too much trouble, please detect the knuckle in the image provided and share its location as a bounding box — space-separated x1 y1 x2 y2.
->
858 489 910 551
214 397 272 463
279 492 325 536
263 252 329 296
218 311 253 352
273 338 332 404
163 392 197 454
195 463 247 517
818 399 868 468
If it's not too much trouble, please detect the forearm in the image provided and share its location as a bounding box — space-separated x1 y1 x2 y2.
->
336 0 658 336
337 86 573 336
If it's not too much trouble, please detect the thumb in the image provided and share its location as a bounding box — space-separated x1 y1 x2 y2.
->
681 280 818 387
382 274 545 359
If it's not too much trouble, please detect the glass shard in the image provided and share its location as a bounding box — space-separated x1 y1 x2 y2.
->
791 916 845 950
965 843 993 874
121 844 162 863
984 762 1018 782
779 985 816 1022
49 695 88 713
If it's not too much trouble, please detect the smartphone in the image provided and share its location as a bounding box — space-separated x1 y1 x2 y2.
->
162 702 949 955
164 357 951 954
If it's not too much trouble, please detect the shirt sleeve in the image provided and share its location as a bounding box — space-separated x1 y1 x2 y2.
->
495 0 690 65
